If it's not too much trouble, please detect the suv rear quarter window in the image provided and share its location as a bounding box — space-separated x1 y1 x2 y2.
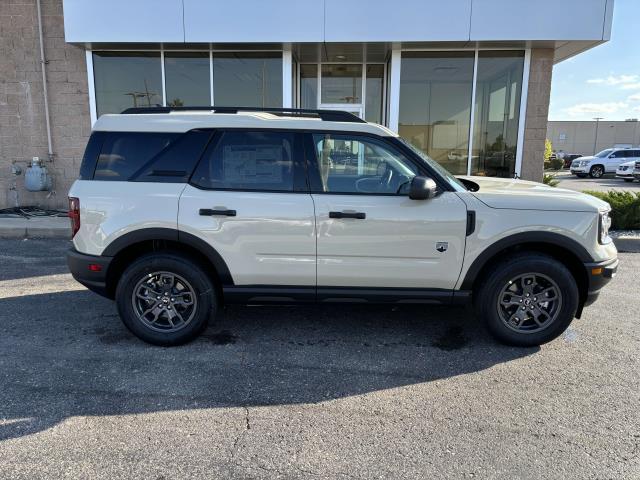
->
93 132 180 181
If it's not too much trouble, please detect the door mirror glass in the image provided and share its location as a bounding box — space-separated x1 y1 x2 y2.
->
409 176 438 200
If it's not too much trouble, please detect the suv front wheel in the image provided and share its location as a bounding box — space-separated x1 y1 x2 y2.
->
589 165 605 178
475 253 579 346
115 252 216 346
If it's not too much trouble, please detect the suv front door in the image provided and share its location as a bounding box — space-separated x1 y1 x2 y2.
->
179 130 316 289
306 132 468 294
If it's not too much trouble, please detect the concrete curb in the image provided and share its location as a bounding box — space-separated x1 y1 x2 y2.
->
613 236 640 253
0 217 70 239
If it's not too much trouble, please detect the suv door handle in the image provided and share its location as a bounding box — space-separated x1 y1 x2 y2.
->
199 208 237 217
329 211 366 219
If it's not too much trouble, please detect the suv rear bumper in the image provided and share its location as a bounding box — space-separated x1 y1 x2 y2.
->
67 248 113 298
583 257 618 307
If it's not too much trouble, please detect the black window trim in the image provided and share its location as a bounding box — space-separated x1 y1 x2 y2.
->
188 128 308 194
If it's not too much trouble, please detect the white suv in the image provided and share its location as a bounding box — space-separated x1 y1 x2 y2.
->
571 148 640 178
67 107 618 347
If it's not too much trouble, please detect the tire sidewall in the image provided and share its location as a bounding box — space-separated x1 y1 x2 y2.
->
115 253 215 346
477 255 579 346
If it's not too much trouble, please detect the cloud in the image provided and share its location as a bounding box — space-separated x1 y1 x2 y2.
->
620 83 640 90
628 93 640 102
586 74 639 86
566 102 628 117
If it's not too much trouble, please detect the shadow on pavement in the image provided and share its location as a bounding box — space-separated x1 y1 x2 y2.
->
0 289 538 441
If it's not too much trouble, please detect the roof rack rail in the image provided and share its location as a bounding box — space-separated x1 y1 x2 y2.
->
120 106 367 123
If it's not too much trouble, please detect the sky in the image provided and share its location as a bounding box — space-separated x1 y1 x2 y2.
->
549 0 640 121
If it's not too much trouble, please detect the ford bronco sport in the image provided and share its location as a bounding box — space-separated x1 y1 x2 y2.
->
67 107 618 347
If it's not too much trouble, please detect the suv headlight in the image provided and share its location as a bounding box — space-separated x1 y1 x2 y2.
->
599 211 612 244
579 160 590 167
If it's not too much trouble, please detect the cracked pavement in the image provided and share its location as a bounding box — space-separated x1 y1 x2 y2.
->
0 239 638 479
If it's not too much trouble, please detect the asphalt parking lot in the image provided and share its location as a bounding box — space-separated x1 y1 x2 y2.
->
0 239 638 479
554 170 640 193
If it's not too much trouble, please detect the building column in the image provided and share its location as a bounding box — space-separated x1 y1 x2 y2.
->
520 48 554 182
282 45 293 108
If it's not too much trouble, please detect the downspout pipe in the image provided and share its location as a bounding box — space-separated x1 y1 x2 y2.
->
36 0 54 161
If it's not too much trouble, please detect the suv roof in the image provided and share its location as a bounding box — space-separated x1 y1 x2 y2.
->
92 106 397 137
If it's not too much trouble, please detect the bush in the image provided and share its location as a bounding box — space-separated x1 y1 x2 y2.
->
583 191 640 230
549 156 564 170
543 173 559 187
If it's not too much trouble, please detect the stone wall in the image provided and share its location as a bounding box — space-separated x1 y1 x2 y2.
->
0 0 90 210
520 48 554 182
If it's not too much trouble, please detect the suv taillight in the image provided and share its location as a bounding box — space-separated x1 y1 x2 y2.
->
68 197 80 238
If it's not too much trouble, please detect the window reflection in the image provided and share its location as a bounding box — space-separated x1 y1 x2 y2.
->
213 53 283 107
164 52 210 107
471 51 524 177
93 52 162 116
398 52 474 175
321 64 362 104
365 65 384 124
300 64 318 108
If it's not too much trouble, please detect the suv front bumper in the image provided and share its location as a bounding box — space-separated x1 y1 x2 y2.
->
67 248 113 298
583 257 618 307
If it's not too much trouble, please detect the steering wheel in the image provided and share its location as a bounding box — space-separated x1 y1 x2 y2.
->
378 164 393 192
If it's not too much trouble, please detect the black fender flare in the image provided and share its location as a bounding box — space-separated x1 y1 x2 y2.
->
102 227 234 285
460 231 594 290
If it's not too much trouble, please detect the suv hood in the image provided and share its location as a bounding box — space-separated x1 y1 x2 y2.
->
574 155 595 162
459 176 609 212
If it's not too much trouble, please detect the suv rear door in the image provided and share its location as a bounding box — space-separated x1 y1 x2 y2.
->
306 132 468 296
607 150 626 172
178 130 316 289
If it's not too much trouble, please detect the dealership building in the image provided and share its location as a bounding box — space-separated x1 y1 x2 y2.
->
1 0 615 209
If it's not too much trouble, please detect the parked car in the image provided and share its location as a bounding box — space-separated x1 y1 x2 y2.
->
562 154 582 169
616 161 637 182
570 148 640 178
67 106 618 348
634 160 640 181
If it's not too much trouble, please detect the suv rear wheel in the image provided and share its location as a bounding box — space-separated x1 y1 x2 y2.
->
475 253 579 346
115 252 215 346
589 165 604 178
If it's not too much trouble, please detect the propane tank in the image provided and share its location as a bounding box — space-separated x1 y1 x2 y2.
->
25 157 52 192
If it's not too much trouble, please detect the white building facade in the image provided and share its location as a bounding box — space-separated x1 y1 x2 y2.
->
0 0 615 208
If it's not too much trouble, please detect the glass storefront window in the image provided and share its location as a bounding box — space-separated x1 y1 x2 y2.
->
300 64 318 109
365 65 384 124
213 53 282 108
470 51 524 177
93 52 162 116
164 52 210 107
398 52 474 175
321 64 362 104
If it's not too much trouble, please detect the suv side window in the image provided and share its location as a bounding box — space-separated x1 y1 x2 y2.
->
310 133 418 194
191 131 297 192
94 132 179 181
610 150 624 158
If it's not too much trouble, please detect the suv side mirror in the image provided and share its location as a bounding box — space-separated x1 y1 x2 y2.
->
409 176 438 200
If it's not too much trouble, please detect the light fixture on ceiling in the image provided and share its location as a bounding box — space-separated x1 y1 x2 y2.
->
336 55 346 60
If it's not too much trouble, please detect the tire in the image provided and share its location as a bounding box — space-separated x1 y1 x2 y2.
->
474 253 579 347
115 252 215 346
589 165 604 178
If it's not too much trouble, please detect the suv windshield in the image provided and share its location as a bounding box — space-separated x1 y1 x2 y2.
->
397 138 467 192
595 149 614 158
